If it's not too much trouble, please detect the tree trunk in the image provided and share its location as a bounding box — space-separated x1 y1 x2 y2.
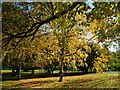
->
11 68 15 77
58 29 65 82
58 60 63 82
18 67 21 80
12 68 15 73
51 69 54 74
85 66 89 73
31 69 34 75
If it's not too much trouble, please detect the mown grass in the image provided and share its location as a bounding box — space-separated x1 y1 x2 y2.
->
2 69 81 74
2 72 119 89
2 70 12 73
2 69 46 73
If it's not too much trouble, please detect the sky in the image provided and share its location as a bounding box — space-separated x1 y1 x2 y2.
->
15 0 95 12
86 0 94 9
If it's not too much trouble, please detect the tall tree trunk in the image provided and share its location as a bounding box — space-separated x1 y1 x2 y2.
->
58 60 63 82
18 66 21 80
58 29 65 82
58 47 64 82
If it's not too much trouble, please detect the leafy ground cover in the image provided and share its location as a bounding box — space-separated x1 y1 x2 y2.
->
2 71 119 89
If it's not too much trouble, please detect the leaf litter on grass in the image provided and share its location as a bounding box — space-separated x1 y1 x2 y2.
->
2 72 120 88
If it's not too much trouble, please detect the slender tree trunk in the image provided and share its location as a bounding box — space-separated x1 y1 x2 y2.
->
58 60 63 82
58 29 65 82
65 65 67 73
12 68 15 73
58 47 64 82
85 66 89 73
18 66 21 80
11 68 15 77
31 69 34 75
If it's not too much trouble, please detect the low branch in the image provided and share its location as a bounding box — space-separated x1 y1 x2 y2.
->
2 2 81 48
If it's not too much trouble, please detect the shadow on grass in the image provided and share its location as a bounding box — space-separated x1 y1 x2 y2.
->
15 80 54 87
2 72 94 81
62 75 120 88
2 80 54 89
90 76 120 88
62 78 94 88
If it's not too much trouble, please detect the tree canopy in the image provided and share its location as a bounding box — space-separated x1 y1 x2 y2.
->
3 2 119 48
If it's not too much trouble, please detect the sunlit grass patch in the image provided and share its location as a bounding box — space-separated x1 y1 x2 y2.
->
2 70 12 73
62 73 119 88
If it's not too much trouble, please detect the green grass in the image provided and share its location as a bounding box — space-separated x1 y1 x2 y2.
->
2 69 46 73
2 69 82 74
2 70 12 73
2 72 120 89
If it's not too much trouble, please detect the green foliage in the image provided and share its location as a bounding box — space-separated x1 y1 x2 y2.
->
69 61 78 71
44 59 59 73
85 43 110 73
2 38 40 70
107 51 120 71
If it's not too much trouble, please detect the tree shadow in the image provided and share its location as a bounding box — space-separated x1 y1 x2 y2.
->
62 78 94 88
3 80 54 89
16 80 54 87
62 75 120 88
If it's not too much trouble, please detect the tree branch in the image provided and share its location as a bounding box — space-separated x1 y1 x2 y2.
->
3 2 80 38
2 2 81 48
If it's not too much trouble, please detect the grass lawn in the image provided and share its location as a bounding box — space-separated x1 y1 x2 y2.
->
2 71 120 89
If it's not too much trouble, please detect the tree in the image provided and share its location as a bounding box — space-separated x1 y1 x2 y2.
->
85 43 111 73
107 51 120 71
30 12 89 81
2 38 40 79
86 2 120 44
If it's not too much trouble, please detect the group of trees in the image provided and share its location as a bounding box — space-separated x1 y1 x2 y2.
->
2 2 120 82
107 51 120 71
